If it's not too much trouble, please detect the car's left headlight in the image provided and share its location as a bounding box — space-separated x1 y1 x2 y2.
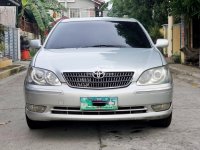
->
26 67 61 86
137 66 171 85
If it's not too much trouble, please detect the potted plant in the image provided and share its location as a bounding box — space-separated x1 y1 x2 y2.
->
172 52 181 64
0 43 5 58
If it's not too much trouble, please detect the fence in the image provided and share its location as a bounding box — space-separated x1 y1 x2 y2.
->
2 26 20 61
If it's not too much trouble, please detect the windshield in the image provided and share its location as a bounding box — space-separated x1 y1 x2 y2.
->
45 21 152 49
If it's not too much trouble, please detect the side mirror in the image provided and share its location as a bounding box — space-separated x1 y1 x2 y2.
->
30 39 41 49
155 39 169 48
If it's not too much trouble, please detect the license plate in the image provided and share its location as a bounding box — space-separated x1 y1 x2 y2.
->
80 97 118 111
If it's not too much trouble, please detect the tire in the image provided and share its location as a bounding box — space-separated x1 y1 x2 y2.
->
150 113 172 128
26 115 48 129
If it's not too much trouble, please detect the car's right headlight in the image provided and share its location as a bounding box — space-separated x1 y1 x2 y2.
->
137 66 171 85
26 67 61 86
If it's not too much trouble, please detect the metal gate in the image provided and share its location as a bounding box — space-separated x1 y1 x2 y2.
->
3 27 20 61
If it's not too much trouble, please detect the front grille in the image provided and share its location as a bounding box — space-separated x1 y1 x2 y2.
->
51 106 147 115
63 72 134 89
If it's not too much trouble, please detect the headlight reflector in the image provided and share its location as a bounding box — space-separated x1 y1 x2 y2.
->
27 67 61 86
45 71 61 85
31 68 46 85
137 66 171 85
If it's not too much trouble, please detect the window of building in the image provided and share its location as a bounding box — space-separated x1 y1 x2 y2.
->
80 10 89 18
70 8 80 18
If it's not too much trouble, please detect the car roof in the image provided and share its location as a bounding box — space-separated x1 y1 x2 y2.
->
61 17 139 23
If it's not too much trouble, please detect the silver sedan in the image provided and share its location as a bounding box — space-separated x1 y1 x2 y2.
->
24 17 172 129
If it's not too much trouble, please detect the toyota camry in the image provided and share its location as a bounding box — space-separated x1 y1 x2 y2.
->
24 17 173 129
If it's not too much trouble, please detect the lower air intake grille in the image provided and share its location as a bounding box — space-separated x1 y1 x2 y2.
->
51 106 147 115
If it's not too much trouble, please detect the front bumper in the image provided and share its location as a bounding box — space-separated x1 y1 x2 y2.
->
24 82 173 121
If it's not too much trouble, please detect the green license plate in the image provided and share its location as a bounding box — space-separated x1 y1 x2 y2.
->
80 97 118 111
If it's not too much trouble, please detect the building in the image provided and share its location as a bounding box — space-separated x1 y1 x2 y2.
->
0 0 20 6
0 0 21 27
0 0 21 61
54 0 105 19
162 23 181 57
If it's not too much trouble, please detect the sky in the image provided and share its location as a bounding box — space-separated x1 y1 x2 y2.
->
104 0 112 10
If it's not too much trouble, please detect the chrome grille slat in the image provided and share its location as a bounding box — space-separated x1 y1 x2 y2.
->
63 72 134 89
51 106 147 115
68 80 130 83
51 108 147 112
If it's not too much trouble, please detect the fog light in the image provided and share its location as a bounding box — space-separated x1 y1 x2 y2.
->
26 104 46 113
151 103 171 112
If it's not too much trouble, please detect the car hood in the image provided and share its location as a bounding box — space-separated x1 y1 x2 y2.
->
34 48 163 81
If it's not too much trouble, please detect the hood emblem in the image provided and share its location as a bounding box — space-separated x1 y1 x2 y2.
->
92 71 105 79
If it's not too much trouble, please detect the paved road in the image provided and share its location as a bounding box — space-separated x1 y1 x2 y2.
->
0 71 200 150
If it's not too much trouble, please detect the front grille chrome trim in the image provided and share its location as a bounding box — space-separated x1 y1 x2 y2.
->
63 72 134 89
51 106 147 115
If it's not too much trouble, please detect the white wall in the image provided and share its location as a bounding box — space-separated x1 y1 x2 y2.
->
0 6 16 27
67 0 95 18
67 0 94 9
53 0 97 19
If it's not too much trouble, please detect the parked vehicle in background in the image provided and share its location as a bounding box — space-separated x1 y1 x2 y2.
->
24 17 172 129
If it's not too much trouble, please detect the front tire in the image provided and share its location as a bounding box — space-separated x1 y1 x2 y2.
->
26 115 48 129
150 113 172 128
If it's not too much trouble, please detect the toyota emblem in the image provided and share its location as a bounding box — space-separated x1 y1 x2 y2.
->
92 71 105 79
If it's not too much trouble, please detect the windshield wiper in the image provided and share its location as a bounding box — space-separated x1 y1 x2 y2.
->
83 45 129 48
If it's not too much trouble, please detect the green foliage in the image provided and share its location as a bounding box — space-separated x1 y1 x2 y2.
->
30 3 45 31
35 0 49 27
30 49 38 57
22 0 28 6
172 52 181 64
153 0 169 26
108 0 169 32
107 0 168 41
44 0 67 14
170 0 200 18
0 43 5 53
149 26 163 43
19 0 67 31
0 24 5 53
100 2 109 11
0 24 4 42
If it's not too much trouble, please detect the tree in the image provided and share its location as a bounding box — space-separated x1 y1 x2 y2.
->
107 0 169 41
170 0 200 47
109 0 151 29
108 0 169 30
19 0 67 31
170 0 200 19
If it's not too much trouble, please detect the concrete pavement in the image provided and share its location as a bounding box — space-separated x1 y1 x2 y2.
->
13 61 30 68
169 64 200 80
0 69 200 150
0 61 30 80
169 64 200 88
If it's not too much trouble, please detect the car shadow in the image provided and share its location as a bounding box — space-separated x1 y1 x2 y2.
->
27 120 164 141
